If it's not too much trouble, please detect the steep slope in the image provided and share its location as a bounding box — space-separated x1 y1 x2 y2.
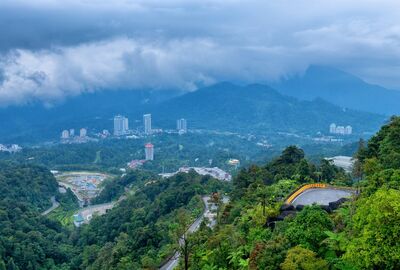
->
273 65 400 115
153 82 385 135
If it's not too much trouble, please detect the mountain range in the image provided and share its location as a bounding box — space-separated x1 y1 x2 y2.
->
273 65 400 115
0 69 388 143
152 82 384 135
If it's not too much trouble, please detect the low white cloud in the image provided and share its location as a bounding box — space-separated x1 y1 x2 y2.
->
0 38 227 106
0 0 400 106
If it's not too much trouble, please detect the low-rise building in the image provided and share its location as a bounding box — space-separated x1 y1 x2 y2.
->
160 166 232 181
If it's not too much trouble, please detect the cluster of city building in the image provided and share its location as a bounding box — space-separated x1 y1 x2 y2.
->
114 113 187 136
61 128 87 139
60 128 97 144
329 123 353 135
61 113 187 144
0 144 22 153
159 166 232 181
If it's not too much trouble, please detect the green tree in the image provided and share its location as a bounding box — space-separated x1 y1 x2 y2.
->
280 146 305 164
0 260 5 270
175 209 193 270
249 236 290 270
320 159 337 182
296 159 312 183
284 206 333 252
344 188 400 269
281 246 328 270
6 259 18 270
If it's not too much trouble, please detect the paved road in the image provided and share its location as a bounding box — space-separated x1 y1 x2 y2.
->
77 202 116 223
41 196 60 216
160 196 213 270
291 188 354 206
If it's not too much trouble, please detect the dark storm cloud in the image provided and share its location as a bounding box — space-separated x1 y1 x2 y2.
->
0 0 400 106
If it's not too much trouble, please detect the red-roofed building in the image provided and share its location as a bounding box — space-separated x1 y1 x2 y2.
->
145 143 154 160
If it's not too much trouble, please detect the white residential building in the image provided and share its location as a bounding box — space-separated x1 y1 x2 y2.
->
80 128 87 137
329 123 336 133
69 129 75 137
114 115 129 136
143 114 152 135
336 126 345 135
345 125 353 135
61 130 69 139
329 123 353 135
177 118 187 133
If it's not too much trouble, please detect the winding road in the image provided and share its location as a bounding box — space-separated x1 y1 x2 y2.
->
160 196 213 270
41 196 60 216
291 188 354 206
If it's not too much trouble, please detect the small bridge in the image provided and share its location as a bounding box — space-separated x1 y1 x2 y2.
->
285 183 355 206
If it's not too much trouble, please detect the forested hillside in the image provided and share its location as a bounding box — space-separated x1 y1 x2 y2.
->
180 117 400 269
0 163 227 269
0 163 58 210
75 171 227 269
0 163 75 269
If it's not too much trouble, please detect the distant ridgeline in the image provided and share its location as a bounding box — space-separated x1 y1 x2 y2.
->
0 80 386 143
273 65 400 115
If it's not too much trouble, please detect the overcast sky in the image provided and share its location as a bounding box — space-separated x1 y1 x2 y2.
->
0 0 400 106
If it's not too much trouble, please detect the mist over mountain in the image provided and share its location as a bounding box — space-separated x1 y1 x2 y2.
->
153 82 384 134
273 66 400 115
0 81 385 143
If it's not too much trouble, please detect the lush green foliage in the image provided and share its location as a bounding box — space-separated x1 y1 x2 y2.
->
0 163 76 269
343 188 400 269
181 146 350 270
281 246 328 270
0 161 227 269
91 170 156 204
76 170 226 269
0 162 58 210
184 117 400 270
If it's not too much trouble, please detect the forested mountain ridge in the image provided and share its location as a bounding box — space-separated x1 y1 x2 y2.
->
153 82 384 135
